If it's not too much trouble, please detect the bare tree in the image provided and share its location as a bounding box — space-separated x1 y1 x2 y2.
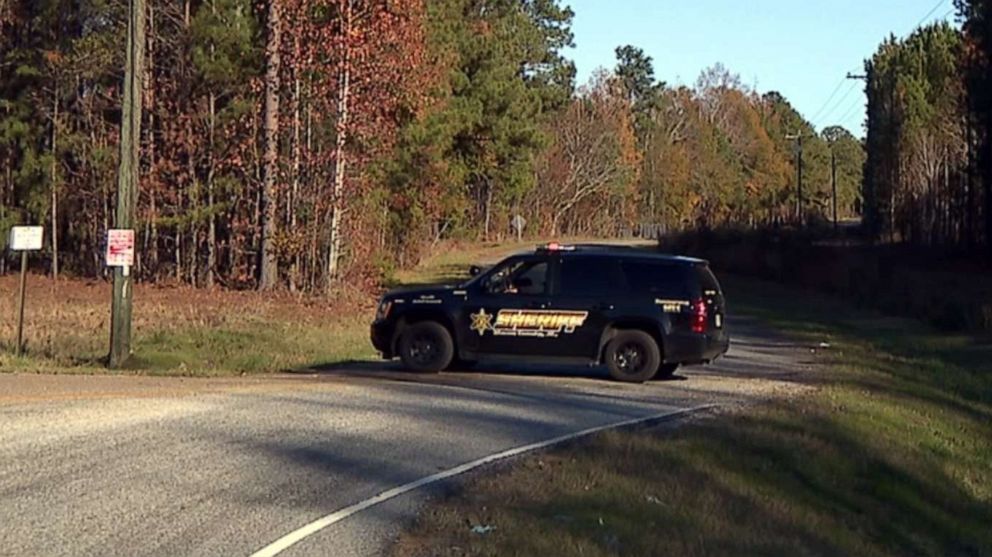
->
537 74 640 236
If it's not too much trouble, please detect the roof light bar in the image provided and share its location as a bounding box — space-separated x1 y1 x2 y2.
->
539 242 576 252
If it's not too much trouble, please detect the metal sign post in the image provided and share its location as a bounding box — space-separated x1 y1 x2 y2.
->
9 226 44 356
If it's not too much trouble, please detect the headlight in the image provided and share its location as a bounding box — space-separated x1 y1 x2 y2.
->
376 300 393 321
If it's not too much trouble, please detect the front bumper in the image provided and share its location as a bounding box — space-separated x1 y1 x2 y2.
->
370 320 395 359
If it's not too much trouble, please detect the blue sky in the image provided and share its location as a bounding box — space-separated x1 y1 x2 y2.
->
566 0 957 136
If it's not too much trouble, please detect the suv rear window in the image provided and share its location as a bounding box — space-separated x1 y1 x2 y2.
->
620 260 696 299
696 265 722 295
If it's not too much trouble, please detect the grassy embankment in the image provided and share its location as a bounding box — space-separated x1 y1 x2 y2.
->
0 239 556 375
393 275 992 556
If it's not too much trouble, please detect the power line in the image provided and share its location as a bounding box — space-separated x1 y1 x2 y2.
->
809 76 849 124
812 0 952 132
817 80 858 124
815 80 859 128
913 0 950 31
835 97 865 129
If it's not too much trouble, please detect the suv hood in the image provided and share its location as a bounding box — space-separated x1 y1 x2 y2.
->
383 285 459 301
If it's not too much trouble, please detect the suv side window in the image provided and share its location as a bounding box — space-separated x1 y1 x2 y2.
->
560 256 615 297
620 260 695 298
485 258 549 296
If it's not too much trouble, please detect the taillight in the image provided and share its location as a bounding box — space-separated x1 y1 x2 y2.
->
691 299 708 334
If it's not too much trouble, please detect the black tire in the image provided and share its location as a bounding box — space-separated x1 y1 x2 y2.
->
605 330 661 383
398 321 455 373
654 363 679 380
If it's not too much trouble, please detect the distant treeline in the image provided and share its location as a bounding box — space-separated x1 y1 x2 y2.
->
864 3 992 254
666 227 992 333
11 1 984 292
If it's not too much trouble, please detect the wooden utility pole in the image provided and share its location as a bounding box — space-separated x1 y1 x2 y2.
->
51 84 59 281
109 0 145 369
259 0 282 290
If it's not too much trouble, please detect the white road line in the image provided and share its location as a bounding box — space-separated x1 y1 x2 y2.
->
250 404 717 557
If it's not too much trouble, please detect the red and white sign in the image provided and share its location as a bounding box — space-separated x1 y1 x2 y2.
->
106 229 135 267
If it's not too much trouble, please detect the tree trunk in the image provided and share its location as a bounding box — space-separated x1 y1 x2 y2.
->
203 0 218 289
289 32 301 292
250 107 261 281
185 116 197 285
50 84 59 280
326 0 351 289
145 0 159 276
967 115 976 248
550 210 562 237
305 93 317 291
259 0 282 290
483 182 493 240
207 92 217 289
1 154 9 275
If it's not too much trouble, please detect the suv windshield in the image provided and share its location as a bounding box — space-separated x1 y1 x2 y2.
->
482 258 548 296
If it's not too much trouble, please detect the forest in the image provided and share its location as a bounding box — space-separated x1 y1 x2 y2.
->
864 2 991 252
0 1 988 292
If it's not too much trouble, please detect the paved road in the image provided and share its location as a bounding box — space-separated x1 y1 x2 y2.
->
0 316 815 557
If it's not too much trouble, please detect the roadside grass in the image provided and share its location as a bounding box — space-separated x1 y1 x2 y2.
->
393 275 992 557
0 275 375 375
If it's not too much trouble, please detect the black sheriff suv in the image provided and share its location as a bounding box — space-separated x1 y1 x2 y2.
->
371 244 730 382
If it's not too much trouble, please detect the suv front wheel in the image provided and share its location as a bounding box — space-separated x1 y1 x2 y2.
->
398 321 454 373
605 330 661 383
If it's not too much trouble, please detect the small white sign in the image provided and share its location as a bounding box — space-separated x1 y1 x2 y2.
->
106 229 135 267
9 226 44 251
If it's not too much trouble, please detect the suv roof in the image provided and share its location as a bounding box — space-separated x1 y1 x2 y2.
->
527 243 708 266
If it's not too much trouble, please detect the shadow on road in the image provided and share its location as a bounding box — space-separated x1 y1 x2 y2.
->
296 359 700 385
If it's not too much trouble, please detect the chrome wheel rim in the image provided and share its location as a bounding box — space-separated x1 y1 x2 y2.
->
614 342 646 375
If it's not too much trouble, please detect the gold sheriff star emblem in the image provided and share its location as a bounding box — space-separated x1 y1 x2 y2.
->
470 309 494 335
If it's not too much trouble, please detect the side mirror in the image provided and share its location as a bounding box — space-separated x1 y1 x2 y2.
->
469 265 482 277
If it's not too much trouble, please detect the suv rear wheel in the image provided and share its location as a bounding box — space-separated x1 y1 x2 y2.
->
605 330 660 383
398 321 454 373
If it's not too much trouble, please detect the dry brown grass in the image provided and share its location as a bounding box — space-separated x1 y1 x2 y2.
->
0 274 375 374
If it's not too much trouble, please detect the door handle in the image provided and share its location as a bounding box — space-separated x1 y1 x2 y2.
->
594 303 615 311
527 301 548 309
